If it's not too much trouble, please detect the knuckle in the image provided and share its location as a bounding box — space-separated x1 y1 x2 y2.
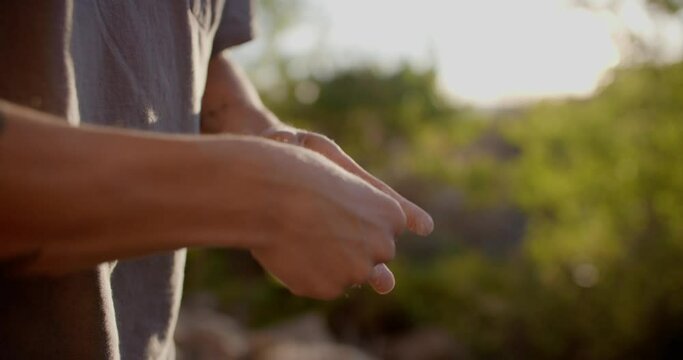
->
351 263 373 285
380 194 402 215
298 131 316 147
388 199 407 233
376 235 396 263
271 131 297 144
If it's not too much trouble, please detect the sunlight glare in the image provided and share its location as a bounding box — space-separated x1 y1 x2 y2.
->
235 0 682 107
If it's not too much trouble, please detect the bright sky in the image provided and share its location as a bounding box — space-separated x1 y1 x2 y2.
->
234 0 683 107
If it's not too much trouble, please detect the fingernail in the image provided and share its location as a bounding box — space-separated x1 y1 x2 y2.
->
370 264 395 295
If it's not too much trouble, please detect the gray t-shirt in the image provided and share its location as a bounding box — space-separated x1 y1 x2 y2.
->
0 1 252 358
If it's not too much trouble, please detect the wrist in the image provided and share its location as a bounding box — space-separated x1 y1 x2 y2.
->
200 102 284 136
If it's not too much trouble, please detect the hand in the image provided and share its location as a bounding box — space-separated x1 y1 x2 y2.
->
261 126 434 294
199 52 432 295
199 100 415 296
247 142 407 299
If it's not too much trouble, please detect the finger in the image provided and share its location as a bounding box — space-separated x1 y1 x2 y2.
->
264 128 298 144
373 232 396 264
300 133 434 236
368 263 395 295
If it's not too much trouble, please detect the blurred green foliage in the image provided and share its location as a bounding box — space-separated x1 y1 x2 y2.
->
648 0 683 12
186 61 683 358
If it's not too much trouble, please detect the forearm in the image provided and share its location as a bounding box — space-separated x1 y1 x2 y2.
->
201 52 283 135
0 100 279 275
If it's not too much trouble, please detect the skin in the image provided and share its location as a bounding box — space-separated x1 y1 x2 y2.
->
0 51 433 299
202 53 434 293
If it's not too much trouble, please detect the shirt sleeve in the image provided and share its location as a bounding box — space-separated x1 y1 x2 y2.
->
212 0 254 56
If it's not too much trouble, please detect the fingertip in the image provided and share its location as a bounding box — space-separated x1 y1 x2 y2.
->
403 202 434 236
416 212 435 236
369 264 395 295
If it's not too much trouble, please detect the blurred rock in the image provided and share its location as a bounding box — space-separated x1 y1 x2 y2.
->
250 313 376 360
384 327 468 360
250 312 333 346
176 309 377 360
175 307 249 360
253 342 376 360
